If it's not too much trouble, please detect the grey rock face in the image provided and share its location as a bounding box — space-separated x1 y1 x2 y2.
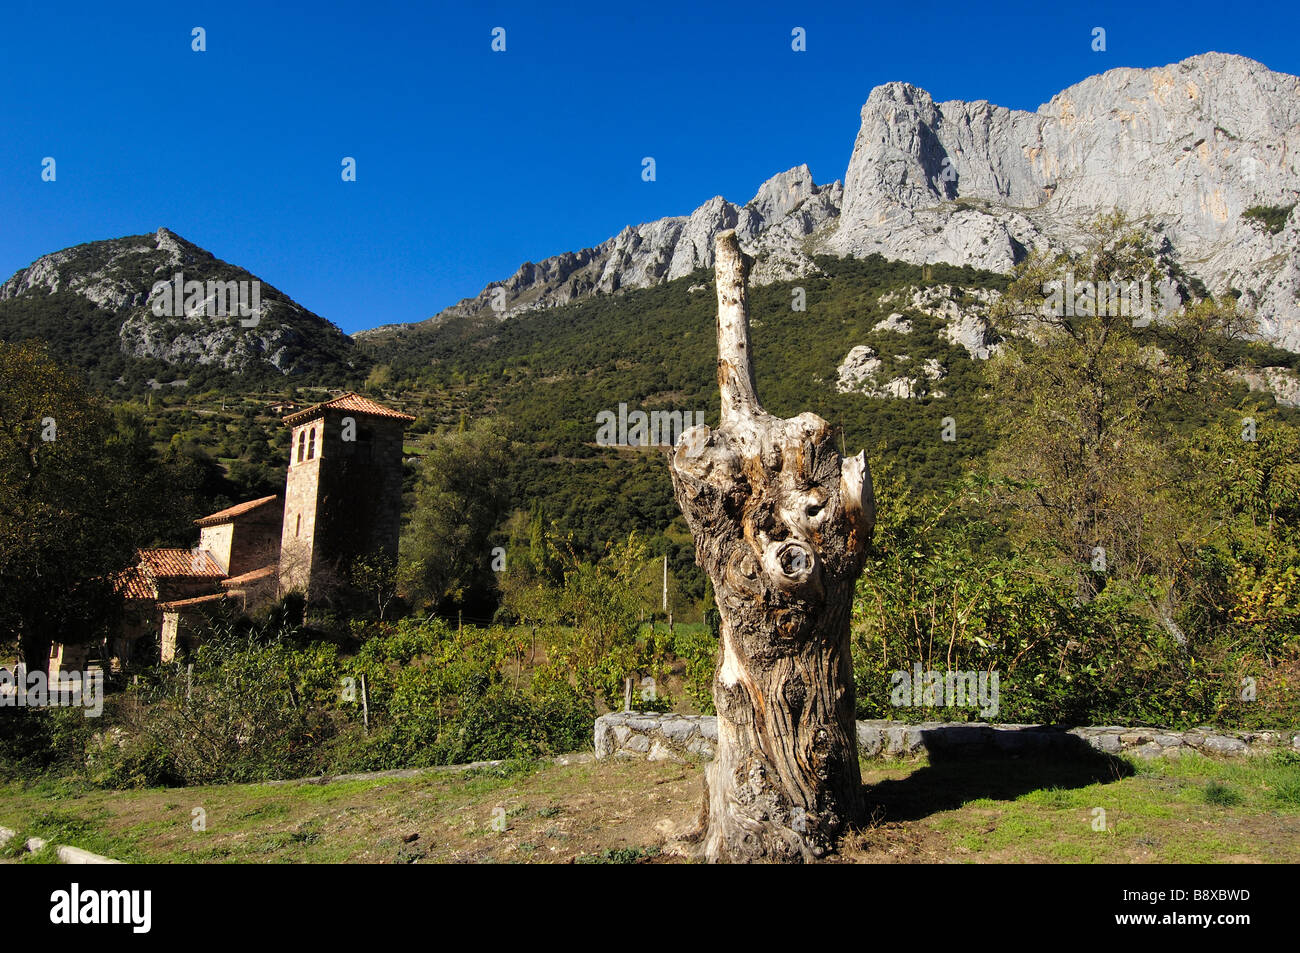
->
879 285 1001 359
365 53 1300 355
1231 365 1300 408
835 345 945 398
827 53 1300 349
835 345 885 393
361 165 842 336
873 313 913 334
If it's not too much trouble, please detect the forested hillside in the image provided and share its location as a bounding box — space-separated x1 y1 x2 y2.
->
5 219 1300 771
15 241 1297 619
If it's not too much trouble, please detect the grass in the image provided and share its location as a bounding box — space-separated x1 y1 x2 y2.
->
0 750 1296 863
1203 781 1242 806
838 748 1300 864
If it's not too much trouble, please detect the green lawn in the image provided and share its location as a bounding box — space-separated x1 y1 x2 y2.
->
2 751 1297 863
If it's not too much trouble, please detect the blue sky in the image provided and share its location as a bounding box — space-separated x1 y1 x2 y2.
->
2 0 1297 334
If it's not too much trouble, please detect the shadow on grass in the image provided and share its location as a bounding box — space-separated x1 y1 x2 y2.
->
863 729 1135 823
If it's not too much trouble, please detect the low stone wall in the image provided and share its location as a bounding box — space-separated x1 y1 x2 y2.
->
594 713 1300 763
596 713 719 762
0 827 119 864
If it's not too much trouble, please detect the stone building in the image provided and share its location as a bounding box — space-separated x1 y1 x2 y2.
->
196 494 284 579
101 545 235 669
104 566 158 671
278 393 414 601
158 592 230 662
50 391 413 671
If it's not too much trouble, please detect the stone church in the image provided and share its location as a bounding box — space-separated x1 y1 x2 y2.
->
50 392 413 675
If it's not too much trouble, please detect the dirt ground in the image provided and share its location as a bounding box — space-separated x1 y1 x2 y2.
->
2 752 1297 864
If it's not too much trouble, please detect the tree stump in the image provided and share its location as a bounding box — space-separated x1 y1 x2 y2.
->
667 231 874 863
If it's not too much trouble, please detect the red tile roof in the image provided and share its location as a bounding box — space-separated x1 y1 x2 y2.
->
139 548 226 579
195 495 280 527
158 593 234 611
113 566 155 601
282 392 415 426
219 565 278 588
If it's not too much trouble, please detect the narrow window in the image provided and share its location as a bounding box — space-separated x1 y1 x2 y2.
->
297 431 306 463
307 427 316 459
296 514 301 537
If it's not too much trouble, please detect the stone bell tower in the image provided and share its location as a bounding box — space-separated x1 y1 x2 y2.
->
278 393 414 599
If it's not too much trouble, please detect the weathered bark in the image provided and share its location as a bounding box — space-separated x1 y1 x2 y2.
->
668 231 874 863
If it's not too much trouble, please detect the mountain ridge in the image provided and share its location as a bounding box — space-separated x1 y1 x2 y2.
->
360 164 843 339
0 227 365 386
359 51 1300 350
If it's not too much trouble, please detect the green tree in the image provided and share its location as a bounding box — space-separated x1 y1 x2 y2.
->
0 342 173 674
365 363 393 394
986 213 1249 606
537 532 668 708
400 421 512 613
1187 415 1300 664
349 551 401 620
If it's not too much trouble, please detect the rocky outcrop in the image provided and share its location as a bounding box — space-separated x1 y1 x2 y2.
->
835 345 946 398
873 313 913 334
1231 365 1300 408
363 53 1300 355
0 228 359 376
827 52 1300 349
362 165 842 335
880 284 1002 359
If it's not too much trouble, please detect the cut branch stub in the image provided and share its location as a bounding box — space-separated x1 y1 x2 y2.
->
668 230 875 863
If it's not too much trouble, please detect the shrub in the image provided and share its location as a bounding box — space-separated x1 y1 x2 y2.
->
852 479 1265 729
347 618 593 770
673 618 719 714
1241 204 1295 235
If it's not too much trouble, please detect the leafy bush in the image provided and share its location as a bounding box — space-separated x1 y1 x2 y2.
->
99 630 344 786
338 617 593 771
71 616 596 785
673 617 719 714
1241 204 1295 235
853 473 1294 728
532 534 674 710
0 707 97 782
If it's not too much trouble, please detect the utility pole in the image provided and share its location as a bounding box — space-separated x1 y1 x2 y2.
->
660 553 670 629
662 554 668 613
663 553 673 633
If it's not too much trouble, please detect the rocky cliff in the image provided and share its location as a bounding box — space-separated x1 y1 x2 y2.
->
362 52 1300 351
364 165 842 336
828 52 1300 348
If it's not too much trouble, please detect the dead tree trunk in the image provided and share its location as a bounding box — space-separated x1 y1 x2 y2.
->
667 231 874 863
